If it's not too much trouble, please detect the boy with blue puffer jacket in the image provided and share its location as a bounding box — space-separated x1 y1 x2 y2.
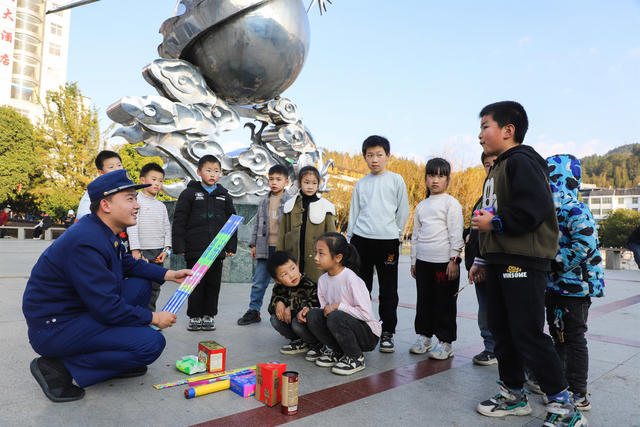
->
546 154 605 412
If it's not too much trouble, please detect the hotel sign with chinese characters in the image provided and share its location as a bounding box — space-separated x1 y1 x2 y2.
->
0 0 16 101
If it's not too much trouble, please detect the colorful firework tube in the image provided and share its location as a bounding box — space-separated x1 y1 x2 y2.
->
281 371 299 415
188 369 255 387
184 379 230 399
161 215 243 314
153 365 256 390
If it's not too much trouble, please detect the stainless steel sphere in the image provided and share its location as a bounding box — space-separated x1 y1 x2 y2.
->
182 0 310 105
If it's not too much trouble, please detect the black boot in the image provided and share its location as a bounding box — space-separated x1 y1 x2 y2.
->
30 357 85 402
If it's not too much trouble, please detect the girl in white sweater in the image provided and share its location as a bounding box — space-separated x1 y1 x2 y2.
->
410 158 464 360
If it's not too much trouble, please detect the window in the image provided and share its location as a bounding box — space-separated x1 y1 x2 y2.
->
591 209 601 216
603 208 612 215
50 23 62 37
633 198 638 204
49 42 61 56
591 198 600 205
602 197 612 204
618 197 625 204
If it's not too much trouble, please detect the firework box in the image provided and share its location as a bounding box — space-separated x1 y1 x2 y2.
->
230 373 256 398
198 341 226 373
255 363 286 406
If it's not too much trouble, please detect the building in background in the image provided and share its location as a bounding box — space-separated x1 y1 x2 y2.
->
581 187 640 222
0 0 70 122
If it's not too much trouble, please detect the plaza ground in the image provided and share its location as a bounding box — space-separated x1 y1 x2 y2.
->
1 239 639 426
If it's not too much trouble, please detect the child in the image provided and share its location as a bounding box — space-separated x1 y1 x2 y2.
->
277 166 336 283
127 163 173 312
546 154 605 411
409 158 464 360
173 155 237 331
298 232 380 375
76 151 123 219
266 251 320 355
471 101 585 426
238 164 292 325
347 135 409 353
464 152 498 366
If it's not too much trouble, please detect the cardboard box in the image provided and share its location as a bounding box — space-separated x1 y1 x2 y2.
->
230 373 256 398
198 341 226 373
254 363 286 406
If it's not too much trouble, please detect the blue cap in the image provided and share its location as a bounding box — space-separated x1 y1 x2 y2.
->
87 170 150 203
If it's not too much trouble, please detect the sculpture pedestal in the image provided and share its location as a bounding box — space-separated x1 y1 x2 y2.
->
164 201 257 283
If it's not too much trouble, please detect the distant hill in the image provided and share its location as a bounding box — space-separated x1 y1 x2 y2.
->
581 143 640 188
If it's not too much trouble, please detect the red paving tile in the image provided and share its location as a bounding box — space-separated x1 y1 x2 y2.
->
590 294 640 319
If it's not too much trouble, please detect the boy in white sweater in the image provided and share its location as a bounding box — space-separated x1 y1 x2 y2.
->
127 163 172 311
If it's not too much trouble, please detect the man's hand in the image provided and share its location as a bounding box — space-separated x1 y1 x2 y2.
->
275 301 286 321
131 249 142 260
471 209 494 231
151 311 177 329
324 302 339 317
469 264 486 284
164 269 192 284
410 265 416 279
297 306 310 323
446 260 460 281
250 247 256 259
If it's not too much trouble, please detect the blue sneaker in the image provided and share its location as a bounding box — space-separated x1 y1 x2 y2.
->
477 381 532 417
543 400 587 426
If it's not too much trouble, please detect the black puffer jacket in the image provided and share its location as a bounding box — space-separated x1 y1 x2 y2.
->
172 180 237 260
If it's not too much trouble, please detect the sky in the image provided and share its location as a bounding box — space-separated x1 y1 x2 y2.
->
65 0 640 170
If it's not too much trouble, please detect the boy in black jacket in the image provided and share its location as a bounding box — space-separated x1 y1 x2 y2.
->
471 101 585 426
173 155 237 331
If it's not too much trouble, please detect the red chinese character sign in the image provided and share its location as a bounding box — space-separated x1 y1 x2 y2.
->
0 0 16 102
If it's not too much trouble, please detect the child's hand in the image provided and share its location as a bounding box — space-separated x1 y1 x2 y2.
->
226 252 235 257
469 264 486 284
446 260 459 281
297 307 309 323
471 209 494 231
323 302 339 317
410 265 416 279
275 301 286 321
131 249 142 260
156 251 168 263
250 247 256 259
283 307 292 324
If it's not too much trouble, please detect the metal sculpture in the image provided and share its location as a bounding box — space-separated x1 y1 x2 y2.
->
57 0 335 203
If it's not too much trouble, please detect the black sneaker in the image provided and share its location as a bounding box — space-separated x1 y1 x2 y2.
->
379 332 395 353
237 309 261 326
187 317 202 331
331 354 365 375
30 357 85 403
305 343 324 362
472 350 498 366
280 339 308 355
315 347 342 367
201 315 216 331
543 400 587 426
477 381 532 417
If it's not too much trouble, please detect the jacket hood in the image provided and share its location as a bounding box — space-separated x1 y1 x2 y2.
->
186 180 229 195
496 144 549 172
546 154 581 205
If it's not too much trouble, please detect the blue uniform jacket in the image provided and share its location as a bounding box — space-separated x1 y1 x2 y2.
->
546 155 605 297
23 214 168 329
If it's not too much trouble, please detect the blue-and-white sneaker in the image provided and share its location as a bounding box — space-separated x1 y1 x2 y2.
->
187 317 202 331
543 400 587 426
477 381 532 417
409 335 433 354
428 342 454 360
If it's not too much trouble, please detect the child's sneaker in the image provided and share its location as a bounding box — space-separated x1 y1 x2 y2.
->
543 400 587 426
187 317 202 331
304 344 324 362
379 332 395 353
280 339 308 355
428 342 454 360
409 335 433 354
472 350 498 366
201 315 216 331
237 309 261 325
477 381 532 417
315 347 342 367
331 354 365 376
571 393 591 411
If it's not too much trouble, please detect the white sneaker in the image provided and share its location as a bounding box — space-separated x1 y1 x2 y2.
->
428 342 454 360
409 335 433 354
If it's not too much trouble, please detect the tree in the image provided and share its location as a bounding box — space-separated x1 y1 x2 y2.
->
0 106 38 206
31 83 101 219
598 209 640 248
116 143 176 201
